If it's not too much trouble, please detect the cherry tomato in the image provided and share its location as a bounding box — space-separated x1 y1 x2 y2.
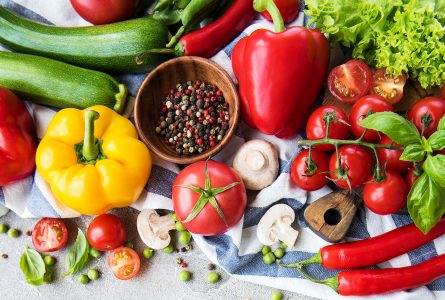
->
327 59 372 104
329 145 373 189
349 95 393 142
363 170 407 215
107 247 140 280
261 0 300 24
32 218 68 252
370 68 407 104
172 161 247 236
405 168 420 190
290 149 329 191
306 106 350 151
407 97 445 138
87 214 126 251
376 136 411 172
70 0 139 25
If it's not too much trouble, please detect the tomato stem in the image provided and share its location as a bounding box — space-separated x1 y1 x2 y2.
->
298 138 403 150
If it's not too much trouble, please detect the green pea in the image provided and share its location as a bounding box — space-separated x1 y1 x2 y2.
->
89 248 102 258
207 272 220 284
7 228 19 238
271 291 282 300
88 269 100 281
44 256 56 267
178 231 192 245
261 245 271 255
0 223 8 234
79 274 89 285
178 270 191 282
175 221 187 232
273 247 285 259
280 241 288 249
171 213 178 222
124 241 134 249
263 252 276 265
163 243 175 254
143 248 154 259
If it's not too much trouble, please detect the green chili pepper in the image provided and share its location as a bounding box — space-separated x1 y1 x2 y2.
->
166 0 219 48
174 0 191 9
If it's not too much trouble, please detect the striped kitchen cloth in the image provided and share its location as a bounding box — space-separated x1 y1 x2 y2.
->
0 0 444 299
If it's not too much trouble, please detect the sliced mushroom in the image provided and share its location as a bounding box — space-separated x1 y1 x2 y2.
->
232 139 279 190
257 204 299 248
137 209 176 250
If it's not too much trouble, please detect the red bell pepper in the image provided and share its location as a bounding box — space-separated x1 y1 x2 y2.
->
0 87 37 186
232 0 329 138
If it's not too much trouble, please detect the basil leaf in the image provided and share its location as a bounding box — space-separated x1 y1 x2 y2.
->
428 130 445 151
360 112 421 145
399 143 425 162
20 247 45 285
63 229 90 278
424 155 445 187
407 173 445 234
438 115 445 131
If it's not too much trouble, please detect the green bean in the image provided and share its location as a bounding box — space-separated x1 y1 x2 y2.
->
174 0 191 9
153 0 173 12
153 9 182 25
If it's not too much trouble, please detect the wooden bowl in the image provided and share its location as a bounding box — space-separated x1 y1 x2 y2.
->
134 56 240 165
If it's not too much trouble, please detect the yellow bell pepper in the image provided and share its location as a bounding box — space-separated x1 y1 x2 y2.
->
36 105 151 215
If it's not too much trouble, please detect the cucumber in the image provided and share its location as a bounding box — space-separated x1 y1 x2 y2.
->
0 51 127 113
0 7 169 73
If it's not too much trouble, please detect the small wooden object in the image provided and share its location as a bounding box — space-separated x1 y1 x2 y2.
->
134 56 240 164
304 190 361 243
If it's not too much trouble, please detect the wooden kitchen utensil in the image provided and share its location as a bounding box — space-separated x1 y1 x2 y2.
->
304 190 362 243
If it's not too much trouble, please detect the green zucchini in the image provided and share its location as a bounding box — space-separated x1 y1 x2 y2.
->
0 7 169 73
0 51 127 113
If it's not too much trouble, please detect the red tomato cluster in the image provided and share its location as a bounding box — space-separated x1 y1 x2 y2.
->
328 60 407 105
291 92 445 215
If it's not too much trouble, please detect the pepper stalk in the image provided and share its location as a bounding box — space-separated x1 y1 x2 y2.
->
254 0 285 32
75 110 106 164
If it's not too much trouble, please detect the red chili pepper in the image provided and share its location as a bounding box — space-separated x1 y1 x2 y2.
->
231 0 329 138
0 87 37 186
175 0 255 58
297 218 445 270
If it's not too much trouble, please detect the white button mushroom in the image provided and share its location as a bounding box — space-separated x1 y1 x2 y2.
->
257 204 299 249
137 209 176 250
232 139 279 190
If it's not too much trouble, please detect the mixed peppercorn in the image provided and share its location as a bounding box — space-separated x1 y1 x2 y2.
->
155 80 230 156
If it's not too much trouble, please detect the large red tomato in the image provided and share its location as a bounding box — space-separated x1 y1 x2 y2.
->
377 136 412 172
70 0 139 25
363 170 407 215
329 145 373 189
349 95 393 142
87 214 127 251
306 106 350 151
407 97 445 138
290 149 329 191
261 0 300 24
172 161 247 235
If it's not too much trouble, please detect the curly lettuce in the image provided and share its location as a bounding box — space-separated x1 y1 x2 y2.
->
305 0 445 88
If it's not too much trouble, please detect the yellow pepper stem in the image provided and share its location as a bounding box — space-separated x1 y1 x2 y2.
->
82 110 100 161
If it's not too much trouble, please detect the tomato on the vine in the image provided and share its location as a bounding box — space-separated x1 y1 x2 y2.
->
70 0 139 25
407 97 445 138
329 145 373 189
370 68 406 104
306 106 350 151
349 95 393 142
363 170 407 215
108 247 140 280
405 168 420 190
87 214 127 251
376 136 412 172
261 0 300 24
327 59 372 104
172 161 247 236
290 149 329 191
32 218 68 252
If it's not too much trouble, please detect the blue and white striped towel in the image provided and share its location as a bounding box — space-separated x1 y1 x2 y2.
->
1 1 444 299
